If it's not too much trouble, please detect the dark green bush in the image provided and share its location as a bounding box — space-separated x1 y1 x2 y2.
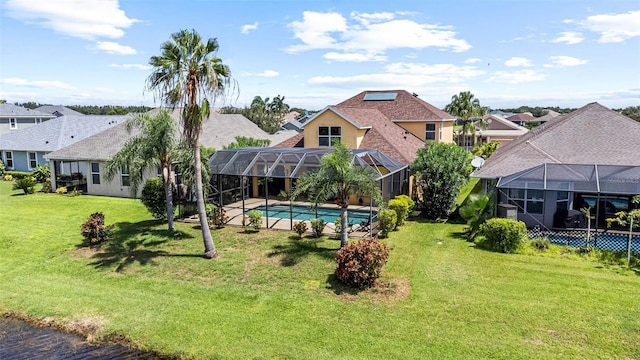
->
335 237 390 289
387 199 409 228
12 177 37 194
377 209 397 238
310 218 326 237
5 171 32 180
478 218 527 253
530 237 551 251
141 177 176 220
32 164 50 183
293 221 308 238
80 212 114 246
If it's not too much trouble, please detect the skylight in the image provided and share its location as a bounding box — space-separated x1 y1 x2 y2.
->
363 92 397 101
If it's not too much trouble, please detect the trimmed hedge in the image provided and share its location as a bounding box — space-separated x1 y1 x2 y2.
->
4 171 32 180
478 218 527 253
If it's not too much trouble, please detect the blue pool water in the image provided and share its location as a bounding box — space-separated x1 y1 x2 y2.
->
543 232 640 252
248 204 374 224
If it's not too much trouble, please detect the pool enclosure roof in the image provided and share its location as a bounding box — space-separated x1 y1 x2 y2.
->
497 163 640 195
209 147 407 181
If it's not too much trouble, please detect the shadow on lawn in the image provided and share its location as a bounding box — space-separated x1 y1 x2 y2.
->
267 237 338 267
86 219 199 272
325 273 362 295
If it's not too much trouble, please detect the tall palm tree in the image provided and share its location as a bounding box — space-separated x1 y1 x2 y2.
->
147 29 234 259
291 142 382 248
105 110 178 231
444 91 487 148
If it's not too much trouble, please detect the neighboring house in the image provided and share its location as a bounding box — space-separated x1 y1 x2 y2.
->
507 112 537 126
0 114 129 172
474 114 529 146
472 102 640 230
535 109 562 124
44 111 297 198
35 105 84 117
0 104 56 136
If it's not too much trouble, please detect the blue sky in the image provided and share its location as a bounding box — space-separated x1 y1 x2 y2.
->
1 0 639 111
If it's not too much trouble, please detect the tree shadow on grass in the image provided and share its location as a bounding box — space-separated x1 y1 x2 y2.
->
85 219 200 272
267 237 338 267
325 273 361 296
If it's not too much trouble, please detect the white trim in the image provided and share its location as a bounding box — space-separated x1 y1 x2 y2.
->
91 162 101 185
120 165 130 187
4 151 14 169
9 118 17 129
27 152 38 170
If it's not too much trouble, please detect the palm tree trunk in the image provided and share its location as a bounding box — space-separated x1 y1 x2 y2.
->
194 138 217 258
340 205 349 248
163 165 174 232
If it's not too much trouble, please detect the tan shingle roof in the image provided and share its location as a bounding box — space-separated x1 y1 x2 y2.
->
336 90 455 121
473 102 640 178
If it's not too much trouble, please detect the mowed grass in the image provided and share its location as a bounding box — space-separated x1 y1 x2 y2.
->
1 181 639 359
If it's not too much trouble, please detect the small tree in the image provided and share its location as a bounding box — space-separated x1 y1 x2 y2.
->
459 193 494 241
411 143 471 219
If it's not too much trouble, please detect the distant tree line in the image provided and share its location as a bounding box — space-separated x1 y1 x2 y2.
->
13 102 152 115
494 106 576 117
220 95 291 134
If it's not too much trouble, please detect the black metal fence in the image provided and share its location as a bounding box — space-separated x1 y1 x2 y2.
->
528 228 640 253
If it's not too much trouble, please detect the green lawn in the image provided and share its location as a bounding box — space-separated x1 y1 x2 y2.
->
1 180 639 359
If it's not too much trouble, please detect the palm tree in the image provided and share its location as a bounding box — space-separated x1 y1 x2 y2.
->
291 142 382 248
105 110 177 231
444 91 487 148
147 29 234 259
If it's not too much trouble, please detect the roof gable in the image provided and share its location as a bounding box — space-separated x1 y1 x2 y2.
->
473 102 640 178
0 103 56 118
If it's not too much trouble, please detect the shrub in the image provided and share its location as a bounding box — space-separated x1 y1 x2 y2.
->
4 171 32 180
68 187 82 197
334 217 341 238
387 199 409 228
310 218 326 237
4 174 14 182
0 160 4 176
32 164 50 183
530 237 551 251
80 212 114 246
394 194 415 213
377 209 397 238
206 204 229 228
12 177 37 194
55 186 68 194
140 177 176 220
335 237 391 289
247 210 263 231
293 221 308 238
478 218 527 253
41 178 52 193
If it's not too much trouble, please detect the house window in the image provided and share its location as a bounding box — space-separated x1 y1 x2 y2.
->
35 118 42 124
91 162 101 185
4 151 13 168
121 165 130 187
10 118 17 129
28 152 38 169
556 191 569 211
508 188 544 214
425 124 436 141
318 126 341 146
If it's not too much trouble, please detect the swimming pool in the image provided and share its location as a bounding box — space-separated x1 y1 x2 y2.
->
248 204 375 224
538 232 640 252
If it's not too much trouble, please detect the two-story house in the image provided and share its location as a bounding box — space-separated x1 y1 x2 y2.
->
0 103 56 137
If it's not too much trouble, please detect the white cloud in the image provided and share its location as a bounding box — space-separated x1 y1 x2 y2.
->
323 52 387 62
465 58 482 64
551 31 584 44
92 41 137 55
94 87 117 93
0 77 75 89
109 63 151 70
4 0 139 40
308 62 485 88
486 70 546 83
241 22 258 34
548 56 588 67
242 70 279 77
504 57 532 67
285 11 471 60
581 10 640 43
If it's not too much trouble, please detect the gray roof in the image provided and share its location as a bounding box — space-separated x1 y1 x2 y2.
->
0 103 57 118
536 109 563 123
0 114 131 152
45 110 298 161
472 102 640 179
35 105 84 117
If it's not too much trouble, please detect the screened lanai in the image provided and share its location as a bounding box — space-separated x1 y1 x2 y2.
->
208 147 410 233
495 163 640 231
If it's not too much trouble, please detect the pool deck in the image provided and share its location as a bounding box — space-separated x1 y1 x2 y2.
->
181 198 378 238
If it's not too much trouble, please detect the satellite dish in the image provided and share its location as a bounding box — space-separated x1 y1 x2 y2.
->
471 156 485 169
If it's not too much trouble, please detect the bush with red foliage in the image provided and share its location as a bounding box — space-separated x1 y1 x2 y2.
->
335 237 390 289
80 212 114 246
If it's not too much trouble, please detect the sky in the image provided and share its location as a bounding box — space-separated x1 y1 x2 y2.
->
0 0 639 111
